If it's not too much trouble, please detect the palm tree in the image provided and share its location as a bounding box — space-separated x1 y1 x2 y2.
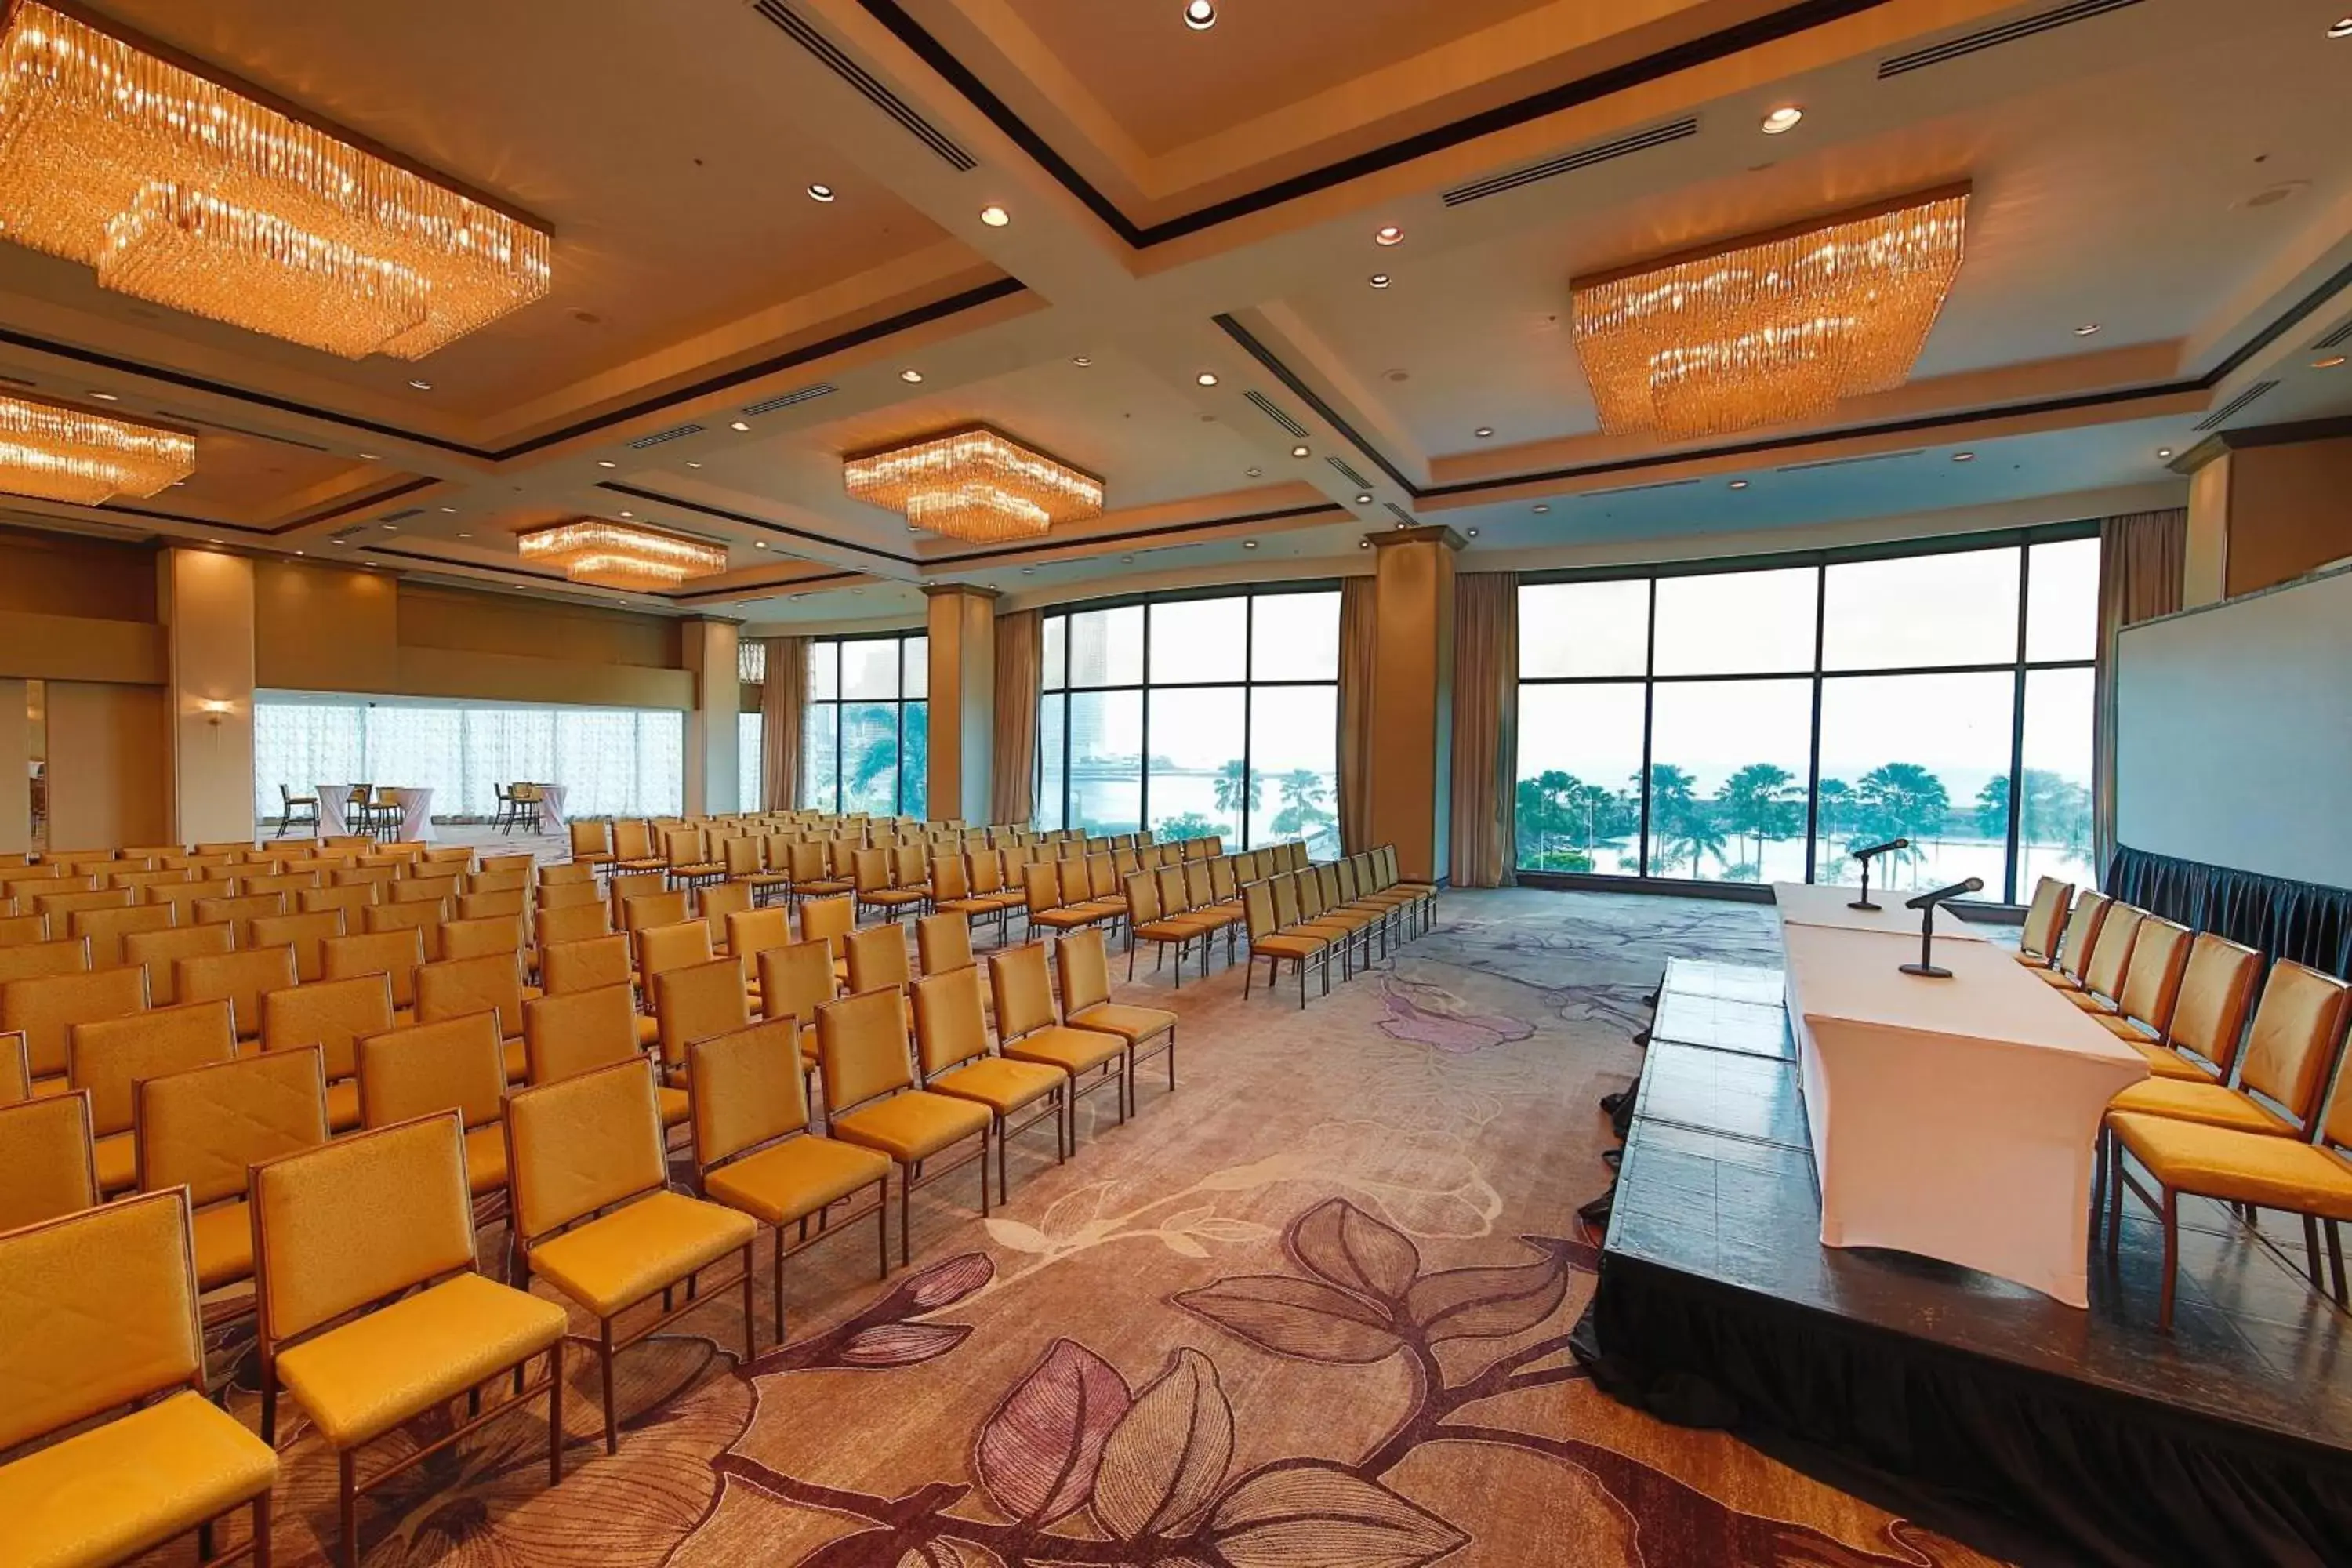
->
1643 764 1729 877
1211 757 1259 819
1854 762 1949 886
1718 762 1799 871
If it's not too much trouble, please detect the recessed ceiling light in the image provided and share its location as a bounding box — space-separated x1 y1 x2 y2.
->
207 537 221 544
1728 479 1749 489
1072 355 1093 367
1952 451 1976 462
1355 493 1373 504
86 390 118 401
1246 466 1262 477
1359 539 1370 550
1242 540 1258 549
1021 566 1035 575
408 379 432 390
597 459 616 468
1196 372 1218 387
2157 447 2174 459
978 205 1010 227
358 452 379 460
1184 0 1216 29
686 460 702 468
456 532 470 539
295 550 304 556
1465 528 1478 539
1532 503 1550 514
900 369 924 383
1473 426 1494 438
438 506 458 513
731 420 750 431
1760 106 1804 135
754 541 768 550
2331 16 2352 37
807 183 836 202
383 523 398 531
1369 274 1391 289
2073 323 2100 336
1374 224 1403 246
2315 355 2348 368
619 510 633 518
1291 445 1310 458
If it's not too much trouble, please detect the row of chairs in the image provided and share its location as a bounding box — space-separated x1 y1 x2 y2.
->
1240 849 1437 1006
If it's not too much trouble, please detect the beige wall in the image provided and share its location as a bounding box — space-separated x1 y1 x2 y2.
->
0 528 157 622
0 678 25 855
46 681 168 851
2220 437 2352 598
1366 532 1458 884
160 550 258 844
253 559 401 692
926 587 996 825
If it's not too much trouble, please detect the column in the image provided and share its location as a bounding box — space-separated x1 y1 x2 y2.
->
1367 526 1463 884
0 677 25 855
682 619 741 815
925 585 998 825
158 547 256 845
2183 453 2230 610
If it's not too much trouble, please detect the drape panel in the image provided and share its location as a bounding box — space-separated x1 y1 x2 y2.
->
2106 844 2352 982
1448 572 1518 887
2092 509 2187 876
760 637 806 811
991 608 1040 827
1337 575 1377 855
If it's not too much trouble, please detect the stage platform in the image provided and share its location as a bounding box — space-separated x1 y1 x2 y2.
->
1579 958 2352 1568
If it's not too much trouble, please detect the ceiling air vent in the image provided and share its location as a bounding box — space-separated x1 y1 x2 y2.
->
1244 390 1308 440
1879 0 2142 78
1775 449 1922 474
742 383 837 416
326 522 376 543
2311 319 2352 352
376 507 428 524
1587 477 1704 498
751 2 975 172
2194 379 2278 432
1327 456 1374 490
1384 503 1416 526
161 412 332 452
1443 118 1698 207
627 423 703 449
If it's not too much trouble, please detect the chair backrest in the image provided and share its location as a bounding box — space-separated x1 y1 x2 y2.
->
1272 873 1305 929
416 952 526 1038
851 846 890 894
470 866 531 895
393 875 460 907
569 819 612 859
459 889 527 924
252 1114 477 1345
756 938 834 1029
322 927 428 1010
623 890 691 934
844 924 911 994
262 972 393 1082
817 986 913 1114
988 942 1057 1040
536 901 612 949
655 956 750 1071
1055 927 1115 1017
358 1012 507 1131
930 855 970 902
2238 960 2352 1125
638 919 715 991
799 894 855 957
0 910 46 947
967 851 1004 897
4 965 148 1081
1156 865 1190 917
176 945 297 1040
523 983 640 1085
2114 917 2193 1035
0 1028 25 1103
70 902 173 967
1185 861 1216 910
1210 856 1240 902
69 999 237 1138
505 1057 668 1245
543 933 633 996
536 879 601 913
2019 877 2072 960
539 859 596 887
299 881 378 919
893 845 928 887
122 924 233 1006
700 880 752 946
662 825 706 867
786 840 826 880
1022 862 1062 914
912 964 992 1078
0 1187 203 1454
691 1018 811 1171
365 899 446 962
607 869 666 924
726 907 793 973
915 912 975 975
36 886 134 921
137 1047 328 1210
2167 935 2263 1073
2081 905 2144 1000
443 914 525 963
0 1091 99 1233
1058 858 1092 908
250 909 347 984
0 934 93 987
2055 892 2111 983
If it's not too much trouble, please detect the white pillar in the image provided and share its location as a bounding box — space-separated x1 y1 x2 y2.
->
158 548 257 844
683 619 740 815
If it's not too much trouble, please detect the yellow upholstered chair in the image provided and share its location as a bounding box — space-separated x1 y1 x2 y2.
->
137 1046 328 1297
365 899 446 963
916 909 980 978
416 951 531 1081
0 935 91 985
755 937 835 1062
541 858 597 887
392 874 460 908
622 889 691 934
1058 927 1177 1112
2100 933 2262 1084
69 999 238 1195
330 863 397 889
35 885 134 923
537 899 612 951
357 1013 512 1200
262 973 392 1134
1019 861 1083 940
536 878 603 913
988 942 1127 1140
2035 891 2111 990
458 889 528 924
0 1189 278 1568
2056 903 2144 1007
299 881 378 920
655 956 750 1080
251 908 347 984
661 824 727 891
699 879 753 956
606 869 667 929
2013 876 2074 968
2074 915 2190 1022
443 913 526 964
127 922 235 1007
322 927 428 1018
788 838 853 902
71 901 174 967
637 918 715 1007
691 1018 891 1338
1126 870 1215 986
468 866 532 897
844 923 916 1007
0 1089 98 1233
2103 959 2352 1143
194 891 290 943
252 1113 567 1562
0 909 47 947
0 1026 27 1104
238 870 320 900
818 986 993 1266
521 982 687 1128
727 906 794 989
569 818 615 872
913 964 1065 1203
177 945 298 1045
5 964 148 1096
506 1058 757 1450
1243 877 1329 1007
852 847 924 923
797 894 855 982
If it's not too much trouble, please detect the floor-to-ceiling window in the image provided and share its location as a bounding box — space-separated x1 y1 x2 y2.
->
1514 528 2098 902
1035 585 1341 855
800 633 928 817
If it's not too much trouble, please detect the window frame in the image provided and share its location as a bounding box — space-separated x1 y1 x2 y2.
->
802 630 929 815
1515 522 2099 904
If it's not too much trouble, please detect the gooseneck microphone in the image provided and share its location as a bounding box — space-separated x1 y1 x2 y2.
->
1900 876 1984 978
1846 837 1912 912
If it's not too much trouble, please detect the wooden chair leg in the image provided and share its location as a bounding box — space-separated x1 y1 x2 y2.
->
252 1488 272 1568
876 1176 891 1279
599 1319 619 1454
773 1228 788 1343
548 1344 565 1484
2158 1187 2180 1332
2105 1132 2124 1260
339 1449 358 1568
2329 1219 2349 1306
899 1163 913 1268
2305 1213 2326 1288
742 1241 757 1359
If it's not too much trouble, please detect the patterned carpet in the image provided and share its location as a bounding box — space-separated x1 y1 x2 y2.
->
189 887 2020 1567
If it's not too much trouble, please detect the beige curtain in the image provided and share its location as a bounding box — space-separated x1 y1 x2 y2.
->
760 636 807 811
1336 575 1377 855
1449 573 1518 887
2092 509 2187 874
991 609 1041 828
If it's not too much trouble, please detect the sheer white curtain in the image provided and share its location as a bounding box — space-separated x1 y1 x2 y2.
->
739 713 763 812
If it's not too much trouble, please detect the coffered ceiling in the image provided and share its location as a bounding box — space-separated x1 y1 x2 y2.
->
0 0 2347 626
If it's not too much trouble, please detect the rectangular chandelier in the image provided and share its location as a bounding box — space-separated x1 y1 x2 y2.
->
0 0 551 360
517 520 727 593
0 391 194 503
844 423 1103 544
1571 186 1969 441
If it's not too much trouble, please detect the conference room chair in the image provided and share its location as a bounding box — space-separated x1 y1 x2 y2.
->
739 833 796 905
524 982 688 1130
540 859 597 889
322 927 428 1020
988 942 1128 1142
250 908 347 985
300 881 379 921
536 879 601 914
691 1018 891 1340
137 1046 330 1300
1123 870 1212 985
1278 872 1363 980
2103 960 2352 1148
0 909 45 947
0 1027 27 1103
0 1089 99 1232
2098 934 2263 1086
365 899 449 964
844 923 916 1008
506 1058 757 1452
459 889 528 925
798 894 856 982
1018 861 1091 945
2049 904 2146 1010
36 886 135 925
700 879 753 956
2036 891 2113 992
611 818 667 874
125 923 235 1007
924 855 993 943
1188 860 1246 957
0 933 93 987
964 851 1025 934
2071 915 2191 1027
655 956 751 1083
71 901 173 967
416 952 532 1082
6 964 150 1098
755 938 835 1065
252 1112 567 1563
622 889 691 937
569 818 615 873
637 918 716 1009
915 909 982 980
726 906 795 996
848 847 918 924
1243 878 1330 1007
818 986 994 1268
720 834 766 900
177 945 298 1047
912 964 1065 1204
262 974 394 1134
783 840 850 904
358 1012 513 1202
71 1000 238 1195
1300 866 1381 976
661 825 728 893
444 914 527 967
1057 927 1177 1115
0 1188 279 1568
475 856 535 884
536 899 612 952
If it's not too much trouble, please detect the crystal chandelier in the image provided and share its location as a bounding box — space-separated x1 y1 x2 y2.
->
517 520 727 592
844 423 1103 544
1571 187 1969 440
0 391 194 503
0 0 551 359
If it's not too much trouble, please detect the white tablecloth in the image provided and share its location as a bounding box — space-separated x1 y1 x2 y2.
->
1773 882 1989 940
532 786 568 835
315 785 350 837
1780 916 2147 1307
392 788 436 842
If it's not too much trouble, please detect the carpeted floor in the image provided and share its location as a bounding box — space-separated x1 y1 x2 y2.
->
186 887 2019 1567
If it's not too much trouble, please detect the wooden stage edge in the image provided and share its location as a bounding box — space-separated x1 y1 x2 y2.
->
1577 958 2352 1568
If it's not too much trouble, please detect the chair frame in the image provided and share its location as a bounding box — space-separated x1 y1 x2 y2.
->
820 989 994 1269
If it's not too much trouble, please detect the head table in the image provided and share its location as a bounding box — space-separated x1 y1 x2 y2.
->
313 786 436 842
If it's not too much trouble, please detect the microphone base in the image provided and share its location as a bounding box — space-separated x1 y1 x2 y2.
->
1847 899 1880 912
1900 963 1953 979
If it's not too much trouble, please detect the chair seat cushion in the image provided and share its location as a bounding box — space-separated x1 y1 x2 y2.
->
657 1083 692 1129
1134 918 1210 945
1251 934 1326 959
928 1056 1065 1116
705 1135 890 1226
2106 1078 2297 1137
325 1077 361 1132
93 1132 135 1195
831 1090 992 1163
528 1190 757 1319
2108 1112 2352 1218
0 1389 275 1568
2034 968 2082 989
275 1272 566 1448
191 1199 254 1292
1070 1002 1176 1045
1002 1025 1126 1077
503 1037 529 1083
635 1012 662 1051
2063 989 2118 1014
1029 909 1099 931
464 1124 508 1197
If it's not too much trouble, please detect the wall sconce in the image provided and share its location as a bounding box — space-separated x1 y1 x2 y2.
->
198 699 234 728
